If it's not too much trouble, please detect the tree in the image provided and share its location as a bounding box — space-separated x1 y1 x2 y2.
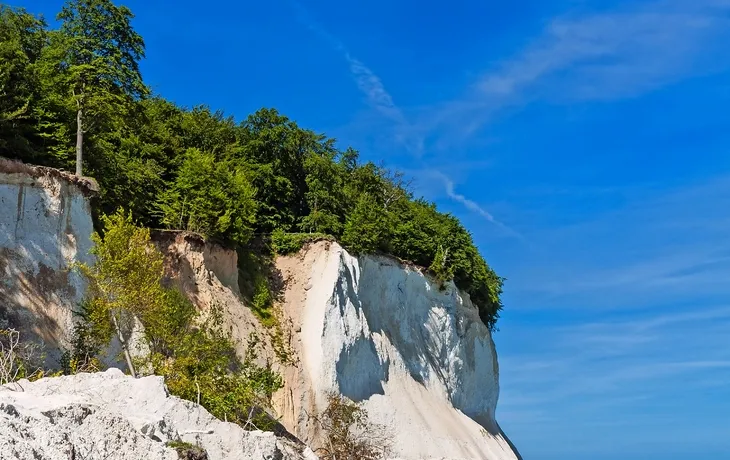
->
79 209 167 377
51 0 147 176
301 149 346 235
0 6 47 160
340 193 389 254
157 148 257 245
74 210 284 427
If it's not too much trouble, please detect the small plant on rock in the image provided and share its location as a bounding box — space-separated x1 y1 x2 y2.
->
310 393 392 460
166 440 208 460
0 329 44 385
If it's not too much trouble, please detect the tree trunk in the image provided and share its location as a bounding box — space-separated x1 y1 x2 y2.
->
75 107 83 176
110 312 137 378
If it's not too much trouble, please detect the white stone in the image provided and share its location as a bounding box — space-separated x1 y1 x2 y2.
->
0 369 312 460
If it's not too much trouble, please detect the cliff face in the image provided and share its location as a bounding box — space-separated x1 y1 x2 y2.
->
274 241 520 460
154 237 521 460
152 236 520 460
0 159 97 364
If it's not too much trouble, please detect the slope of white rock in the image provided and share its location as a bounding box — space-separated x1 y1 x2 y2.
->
0 369 316 460
275 241 521 460
0 159 96 364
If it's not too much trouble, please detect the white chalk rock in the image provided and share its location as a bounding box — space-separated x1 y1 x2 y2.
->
275 242 521 460
0 369 312 460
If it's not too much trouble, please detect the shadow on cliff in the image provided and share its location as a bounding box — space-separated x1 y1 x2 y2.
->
331 255 390 403
0 247 73 366
331 255 523 459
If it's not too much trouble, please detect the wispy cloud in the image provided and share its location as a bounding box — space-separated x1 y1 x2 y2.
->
495 173 730 453
427 170 523 237
289 1 513 227
422 0 730 144
506 174 730 308
288 1 406 125
498 304 730 440
479 3 730 101
438 172 498 223
345 55 406 125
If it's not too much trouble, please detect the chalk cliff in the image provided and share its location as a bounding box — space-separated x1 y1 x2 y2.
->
0 159 97 364
156 236 521 459
0 160 520 460
273 242 520 460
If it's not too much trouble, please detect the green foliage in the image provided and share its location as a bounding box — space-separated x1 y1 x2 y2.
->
250 274 275 327
73 211 283 429
148 306 282 430
271 229 333 255
56 0 147 100
1 0 505 330
166 441 207 460
157 148 257 245
341 193 389 255
43 0 148 175
429 245 455 287
0 6 47 160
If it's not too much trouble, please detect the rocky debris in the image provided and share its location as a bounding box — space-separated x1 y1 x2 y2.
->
0 369 317 460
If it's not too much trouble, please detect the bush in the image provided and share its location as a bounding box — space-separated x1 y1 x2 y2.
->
166 441 208 460
149 305 282 430
271 228 333 255
311 393 392 460
250 273 275 327
0 329 44 385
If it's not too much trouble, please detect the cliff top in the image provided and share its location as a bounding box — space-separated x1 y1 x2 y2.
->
0 157 99 196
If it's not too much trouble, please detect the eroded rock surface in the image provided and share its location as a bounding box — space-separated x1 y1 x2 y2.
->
0 159 96 364
273 241 521 460
0 369 316 460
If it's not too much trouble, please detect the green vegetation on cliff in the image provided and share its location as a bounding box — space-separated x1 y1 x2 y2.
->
74 210 282 429
0 1 503 330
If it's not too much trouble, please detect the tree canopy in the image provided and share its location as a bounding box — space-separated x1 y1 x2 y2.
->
0 2 504 330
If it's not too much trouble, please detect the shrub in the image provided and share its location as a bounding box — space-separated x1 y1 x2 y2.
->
311 393 392 460
270 228 333 255
149 306 282 430
0 329 44 385
166 440 208 460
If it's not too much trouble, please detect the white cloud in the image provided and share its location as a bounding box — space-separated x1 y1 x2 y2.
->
495 173 730 311
440 173 498 223
479 0 730 102
417 0 730 147
345 54 406 124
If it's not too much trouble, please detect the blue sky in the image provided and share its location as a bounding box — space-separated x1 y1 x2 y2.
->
19 1 730 459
